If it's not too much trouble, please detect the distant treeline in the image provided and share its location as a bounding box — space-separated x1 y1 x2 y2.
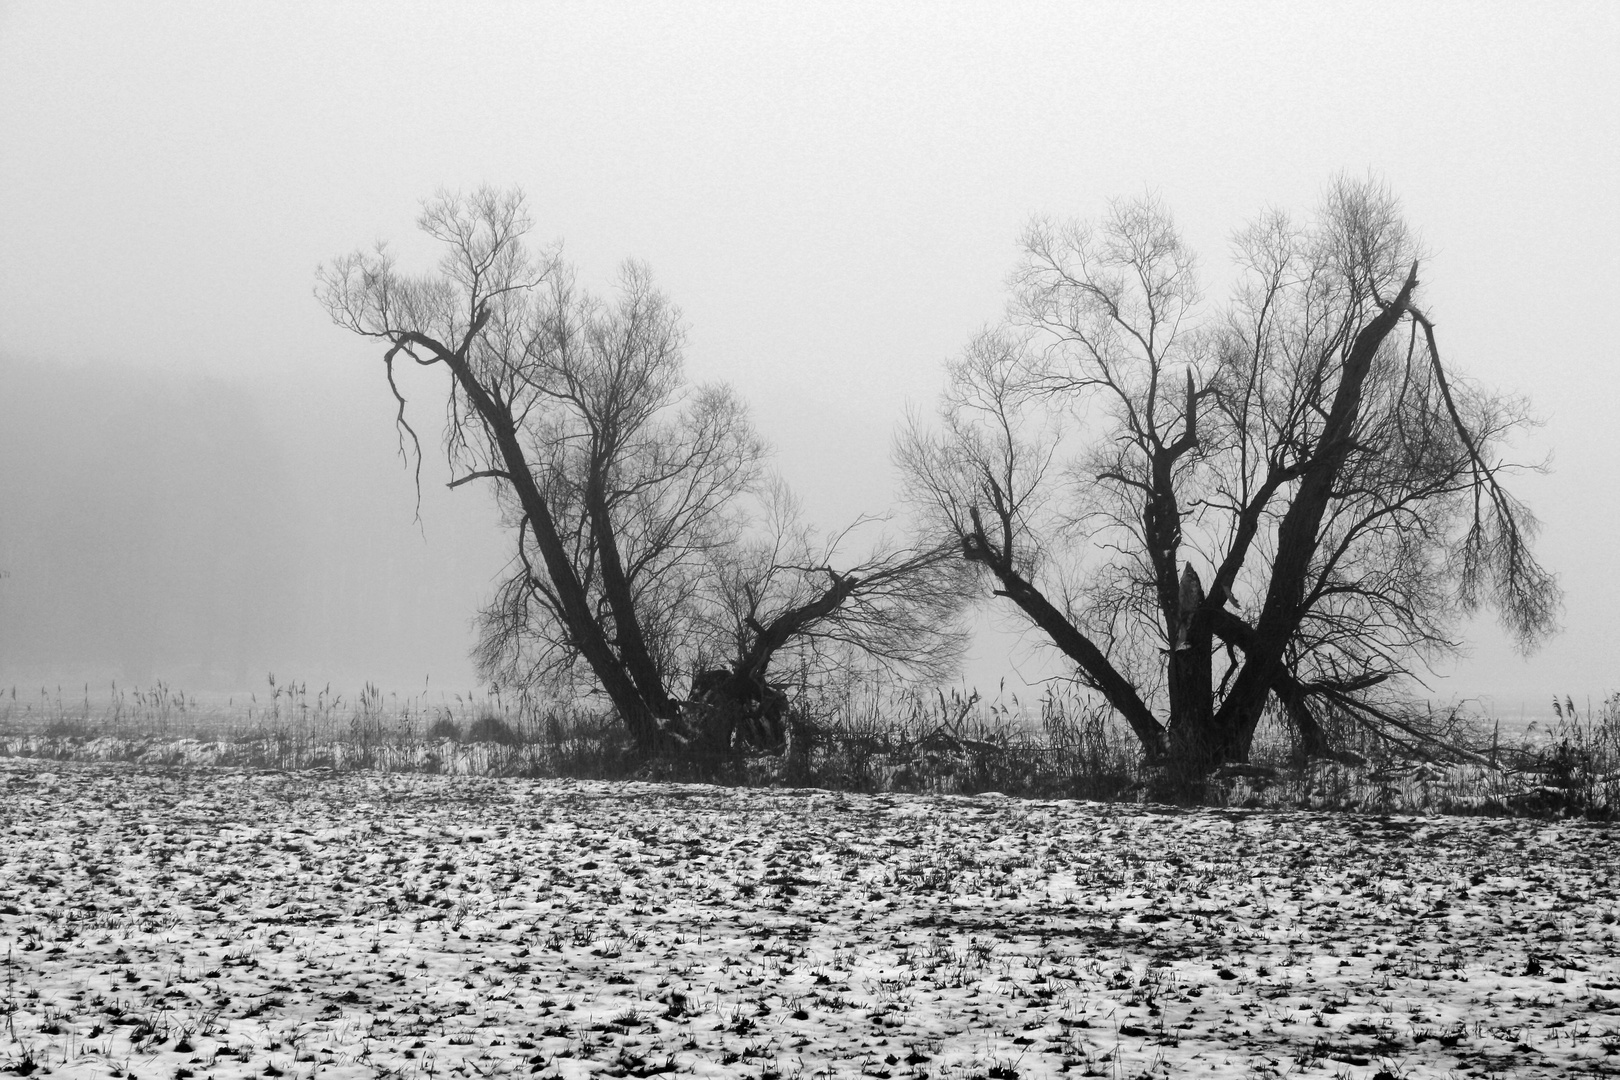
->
0 357 511 690
0 358 300 686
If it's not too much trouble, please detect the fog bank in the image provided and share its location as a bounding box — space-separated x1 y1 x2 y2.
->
0 356 507 694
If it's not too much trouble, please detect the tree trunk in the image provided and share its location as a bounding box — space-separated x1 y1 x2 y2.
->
585 464 676 720
1211 266 1420 750
422 334 671 750
1165 565 1223 779
962 511 1167 759
685 668 787 755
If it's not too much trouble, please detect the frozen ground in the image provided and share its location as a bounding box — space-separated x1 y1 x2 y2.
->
1 760 1617 1080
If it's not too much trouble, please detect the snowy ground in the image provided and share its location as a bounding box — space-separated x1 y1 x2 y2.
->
1 760 1617 1080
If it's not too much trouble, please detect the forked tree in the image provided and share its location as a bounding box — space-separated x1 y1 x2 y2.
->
898 178 1558 780
318 187 963 752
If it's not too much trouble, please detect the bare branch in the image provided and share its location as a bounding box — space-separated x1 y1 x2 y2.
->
447 469 513 490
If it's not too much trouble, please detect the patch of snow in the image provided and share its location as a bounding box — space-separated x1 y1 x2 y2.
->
0 759 1615 1079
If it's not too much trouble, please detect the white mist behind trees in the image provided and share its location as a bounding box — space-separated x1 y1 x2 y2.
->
0 7 1614 715
0 357 506 693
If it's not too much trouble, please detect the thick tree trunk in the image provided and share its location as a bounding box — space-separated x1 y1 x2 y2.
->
685 668 787 755
585 466 676 719
1146 376 1222 776
1165 565 1224 777
1212 266 1420 749
412 329 672 750
962 511 1167 759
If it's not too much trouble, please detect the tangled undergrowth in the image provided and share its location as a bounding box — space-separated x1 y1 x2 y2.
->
2 682 1617 819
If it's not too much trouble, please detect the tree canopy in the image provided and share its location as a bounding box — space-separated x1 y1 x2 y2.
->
899 178 1558 777
319 188 965 751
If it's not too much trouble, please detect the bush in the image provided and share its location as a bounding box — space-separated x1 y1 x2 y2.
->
426 717 462 742
465 713 521 746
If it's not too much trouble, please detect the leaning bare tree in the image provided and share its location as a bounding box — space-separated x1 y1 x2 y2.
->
319 187 964 752
899 178 1558 780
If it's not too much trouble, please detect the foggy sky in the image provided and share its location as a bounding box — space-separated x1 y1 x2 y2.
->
1 3 1615 716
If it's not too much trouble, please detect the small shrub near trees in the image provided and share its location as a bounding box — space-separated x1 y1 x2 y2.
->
465 713 521 746
425 716 462 742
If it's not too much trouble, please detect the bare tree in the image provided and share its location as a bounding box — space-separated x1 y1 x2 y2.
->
319 187 966 751
899 178 1558 779
318 188 762 747
687 481 969 750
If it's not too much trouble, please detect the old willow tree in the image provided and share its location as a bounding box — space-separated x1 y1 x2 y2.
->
899 178 1558 779
318 188 963 752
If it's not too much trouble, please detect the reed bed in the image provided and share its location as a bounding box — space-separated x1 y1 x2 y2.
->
3 678 1616 817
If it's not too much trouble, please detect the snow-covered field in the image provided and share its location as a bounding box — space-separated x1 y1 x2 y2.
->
2 760 1617 1080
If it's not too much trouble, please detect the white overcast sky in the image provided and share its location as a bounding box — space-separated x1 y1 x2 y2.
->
1 2 1615 716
